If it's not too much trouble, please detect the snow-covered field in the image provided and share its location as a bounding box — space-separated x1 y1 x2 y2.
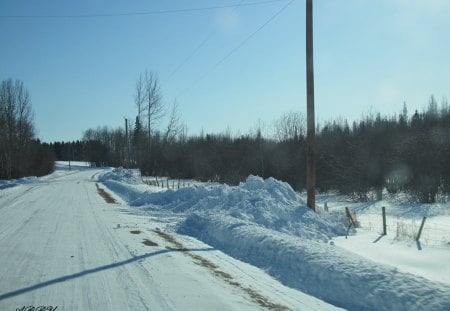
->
326 195 450 285
1 165 449 310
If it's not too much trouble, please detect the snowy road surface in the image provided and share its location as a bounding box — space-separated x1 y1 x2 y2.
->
0 169 340 310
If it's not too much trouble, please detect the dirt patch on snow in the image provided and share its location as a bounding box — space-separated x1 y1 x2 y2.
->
142 239 159 247
154 230 186 250
153 229 289 311
96 183 117 204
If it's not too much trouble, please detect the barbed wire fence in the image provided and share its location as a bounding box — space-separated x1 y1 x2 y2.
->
354 210 450 249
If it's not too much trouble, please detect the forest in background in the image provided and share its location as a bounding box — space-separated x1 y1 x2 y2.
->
0 79 55 179
2 77 449 204
55 95 450 204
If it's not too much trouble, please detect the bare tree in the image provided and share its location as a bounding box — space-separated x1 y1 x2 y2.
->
16 80 34 146
133 70 164 174
143 70 164 141
134 70 164 137
134 74 146 120
274 111 306 142
164 101 183 143
0 79 35 178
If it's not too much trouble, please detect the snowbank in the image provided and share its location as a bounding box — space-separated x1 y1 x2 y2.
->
97 168 148 202
130 175 346 240
98 167 142 185
178 213 450 311
0 176 38 190
99 172 346 240
101 180 146 203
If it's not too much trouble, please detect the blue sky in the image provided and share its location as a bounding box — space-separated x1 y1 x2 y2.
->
1 0 449 142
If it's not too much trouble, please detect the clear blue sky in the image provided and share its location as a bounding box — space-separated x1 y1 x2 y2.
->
1 0 449 142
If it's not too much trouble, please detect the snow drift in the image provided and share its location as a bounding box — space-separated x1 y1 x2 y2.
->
130 175 346 240
178 213 450 311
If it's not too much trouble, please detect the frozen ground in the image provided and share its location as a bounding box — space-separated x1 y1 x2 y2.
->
98 168 450 310
0 165 341 311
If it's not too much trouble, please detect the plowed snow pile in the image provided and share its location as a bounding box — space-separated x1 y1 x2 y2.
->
98 167 151 202
98 167 142 185
131 175 346 240
98 169 450 311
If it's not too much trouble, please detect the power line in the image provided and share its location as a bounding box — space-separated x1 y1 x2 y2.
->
165 31 216 81
176 0 295 98
0 0 284 19
164 0 246 83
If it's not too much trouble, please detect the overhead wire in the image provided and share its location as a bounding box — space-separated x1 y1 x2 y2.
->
164 0 246 83
0 0 284 19
2 0 296 109
176 0 295 98
165 31 217 82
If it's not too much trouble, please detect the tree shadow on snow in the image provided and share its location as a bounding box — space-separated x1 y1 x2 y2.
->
0 247 214 301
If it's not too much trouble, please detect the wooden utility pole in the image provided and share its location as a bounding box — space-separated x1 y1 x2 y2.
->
124 117 129 168
306 0 316 211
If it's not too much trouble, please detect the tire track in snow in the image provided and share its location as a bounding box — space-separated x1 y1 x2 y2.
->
0 171 169 310
0 185 36 210
152 229 290 311
82 181 171 311
0 187 42 244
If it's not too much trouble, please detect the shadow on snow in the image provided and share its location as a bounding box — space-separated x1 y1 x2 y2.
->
0 247 214 301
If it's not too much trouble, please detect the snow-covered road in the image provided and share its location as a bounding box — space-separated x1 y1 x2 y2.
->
0 168 340 310
1 169 176 310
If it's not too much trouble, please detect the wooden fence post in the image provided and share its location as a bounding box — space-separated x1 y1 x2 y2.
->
345 207 357 239
416 217 427 241
382 206 387 235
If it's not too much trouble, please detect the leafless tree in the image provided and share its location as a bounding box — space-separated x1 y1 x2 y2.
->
0 79 35 178
164 101 183 143
274 111 306 142
134 70 164 137
134 74 146 120
142 70 164 141
133 70 165 174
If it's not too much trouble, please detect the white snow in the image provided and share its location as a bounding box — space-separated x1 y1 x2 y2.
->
333 230 450 284
2 165 449 310
95 168 450 311
0 165 341 311
130 175 347 241
0 176 39 190
329 196 450 286
178 213 450 310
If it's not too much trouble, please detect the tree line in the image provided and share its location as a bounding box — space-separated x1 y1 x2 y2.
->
5 76 448 204
76 72 450 203
316 98 450 203
0 79 55 179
